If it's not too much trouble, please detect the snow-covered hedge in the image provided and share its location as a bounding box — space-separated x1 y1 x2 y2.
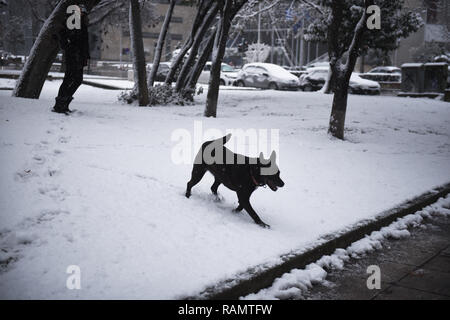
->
118 84 197 106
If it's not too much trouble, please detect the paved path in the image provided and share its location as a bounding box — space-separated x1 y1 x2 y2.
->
304 215 450 300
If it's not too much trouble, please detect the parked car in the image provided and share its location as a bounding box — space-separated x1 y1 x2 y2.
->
198 62 238 86
283 66 305 77
367 66 401 74
147 62 171 82
299 67 381 94
302 61 330 71
235 62 300 90
360 66 401 83
349 73 381 95
299 67 328 91
0 50 22 67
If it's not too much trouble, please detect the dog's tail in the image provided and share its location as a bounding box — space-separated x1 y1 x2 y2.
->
194 134 231 165
220 133 232 145
203 133 232 148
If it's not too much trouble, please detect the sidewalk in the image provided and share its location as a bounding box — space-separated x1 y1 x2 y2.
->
304 216 450 300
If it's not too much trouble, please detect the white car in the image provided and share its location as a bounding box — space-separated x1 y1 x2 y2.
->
349 73 381 95
361 66 401 83
367 66 401 74
198 62 238 86
299 67 380 95
235 62 300 90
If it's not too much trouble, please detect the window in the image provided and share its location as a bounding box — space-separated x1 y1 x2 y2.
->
221 64 234 72
172 17 183 23
254 66 267 75
245 66 258 74
170 34 183 41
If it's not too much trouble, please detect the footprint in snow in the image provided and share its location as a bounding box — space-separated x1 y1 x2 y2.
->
32 155 46 165
14 169 38 182
58 136 70 144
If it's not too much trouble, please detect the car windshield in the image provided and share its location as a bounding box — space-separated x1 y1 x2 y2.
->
221 64 234 72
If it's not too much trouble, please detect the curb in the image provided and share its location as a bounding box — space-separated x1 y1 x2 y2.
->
81 80 129 90
193 182 450 300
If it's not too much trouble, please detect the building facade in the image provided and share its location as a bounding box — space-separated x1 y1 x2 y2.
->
98 1 196 62
395 0 450 66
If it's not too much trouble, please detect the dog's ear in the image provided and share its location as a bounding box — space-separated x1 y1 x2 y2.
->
270 150 277 162
224 133 232 144
259 152 265 162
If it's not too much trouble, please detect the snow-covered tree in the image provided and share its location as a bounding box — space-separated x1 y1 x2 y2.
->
129 0 149 106
245 43 271 63
204 0 247 118
13 0 102 99
303 0 423 139
148 0 175 87
164 0 217 86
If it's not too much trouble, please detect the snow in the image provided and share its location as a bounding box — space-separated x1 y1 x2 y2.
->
0 78 15 89
401 63 423 68
242 195 450 300
350 74 380 89
424 62 448 67
244 63 299 82
0 80 450 299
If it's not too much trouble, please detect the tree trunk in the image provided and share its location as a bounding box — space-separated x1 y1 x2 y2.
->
164 0 214 85
204 0 231 118
359 54 365 73
13 0 100 99
185 30 216 92
328 73 350 139
129 0 149 106
327 0 372 140
148 0 175 87
175 2 219 92
322 67 336 94
164 39 190 85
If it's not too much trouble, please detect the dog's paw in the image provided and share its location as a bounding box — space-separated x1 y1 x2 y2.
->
211 194 224 202
233 206 243 213
258 222 271 229
185 192 191 198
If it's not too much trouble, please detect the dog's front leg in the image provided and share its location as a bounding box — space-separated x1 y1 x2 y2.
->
233 204 244 213
238 193 270 229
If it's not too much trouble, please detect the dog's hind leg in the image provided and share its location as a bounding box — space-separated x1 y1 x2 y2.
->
185 165 206 198
210 179 221 195
233 204 244 213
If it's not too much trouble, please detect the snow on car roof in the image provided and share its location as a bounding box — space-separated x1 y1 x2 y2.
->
243 63 299 81
307 66 329 72
401 63 423 67
245 62 289 73
376 66 400 70
424 62 448 66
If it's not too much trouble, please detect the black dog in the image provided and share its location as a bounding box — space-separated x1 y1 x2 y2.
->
185 134 284 228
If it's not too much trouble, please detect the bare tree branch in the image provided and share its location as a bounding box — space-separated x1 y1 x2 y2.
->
235 0 282 19
297 0 324 15
25 0 47 23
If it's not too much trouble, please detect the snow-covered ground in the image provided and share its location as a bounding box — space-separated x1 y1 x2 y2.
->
0 80 449 299
242 195 450 300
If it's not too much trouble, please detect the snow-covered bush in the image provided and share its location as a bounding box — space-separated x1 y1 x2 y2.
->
118 84 197 106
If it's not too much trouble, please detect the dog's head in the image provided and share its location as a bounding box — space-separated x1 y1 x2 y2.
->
259 151 285 192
